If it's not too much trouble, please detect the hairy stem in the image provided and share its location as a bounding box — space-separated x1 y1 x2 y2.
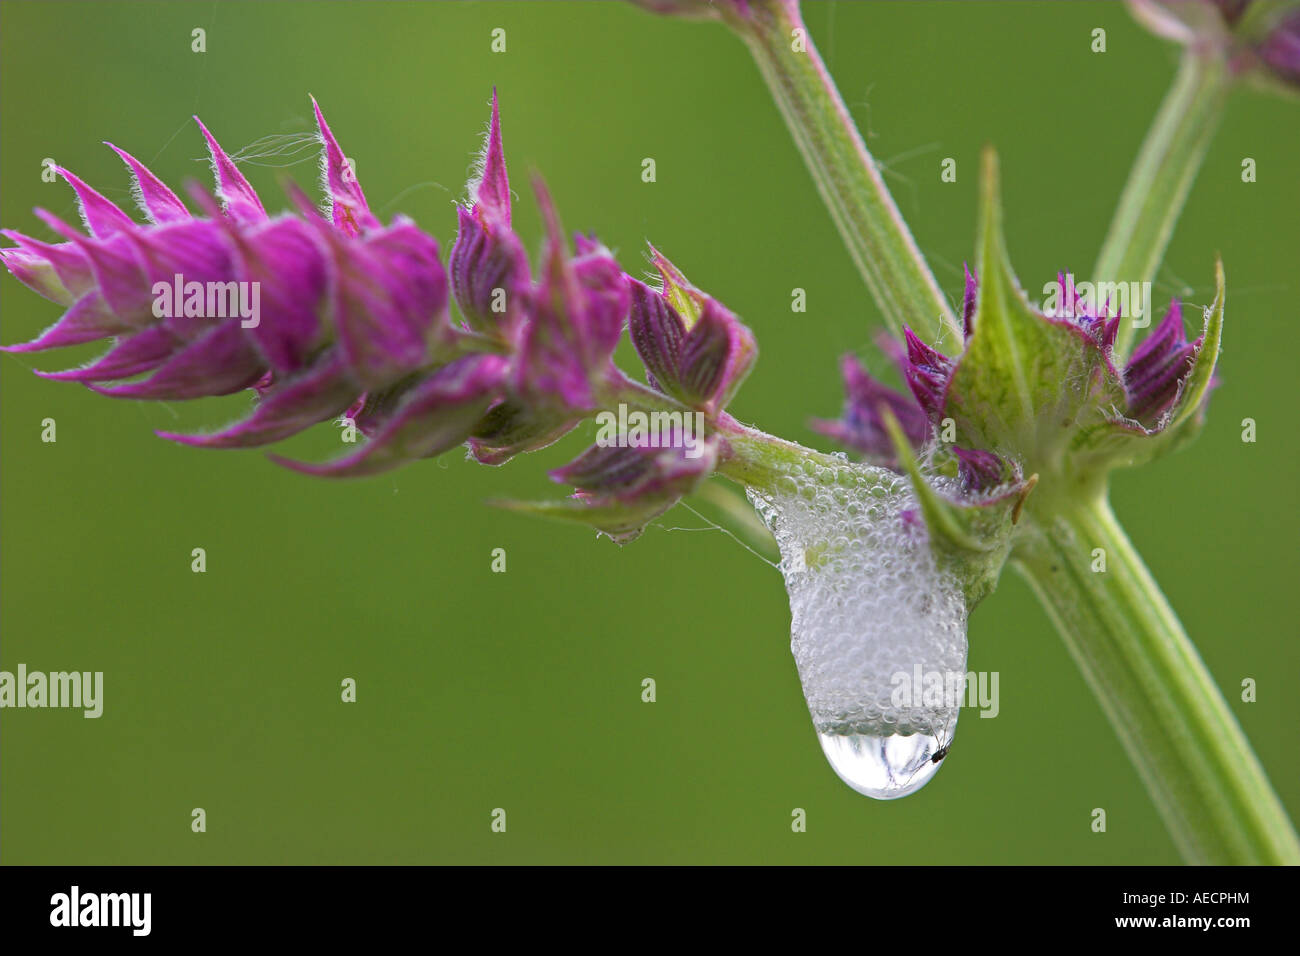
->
1092 49 1229 359
731 0 957 349
1014 493 1300 864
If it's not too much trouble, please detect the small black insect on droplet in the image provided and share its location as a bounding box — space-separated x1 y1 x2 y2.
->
931 745 950 764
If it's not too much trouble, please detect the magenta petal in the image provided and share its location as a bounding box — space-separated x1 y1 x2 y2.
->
270 353 507 477
36 326 177 381
89 322 263 399
221 216 327 373
572 238 630 359
311 98 380 238
158 355 358 448
59 230 154 324
901 327 954 421
513 184 595 409
513 183 628 411
812 353 929 461
550 435 717 502
105 144 190 224
194 117 267 224
473 90 511 225
55 167 136 238
628 278 686 395
0 244 72 304
2 290 131 352
362 219 449 341
1124 300 1196 422
121 219 240 340
448 204 529 335
678 298 756 411
1 231 95 299
310 218 445 388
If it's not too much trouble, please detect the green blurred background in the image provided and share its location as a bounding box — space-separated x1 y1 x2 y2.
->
1 1 1296 864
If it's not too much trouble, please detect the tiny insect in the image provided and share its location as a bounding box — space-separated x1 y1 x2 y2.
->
928 725 954 764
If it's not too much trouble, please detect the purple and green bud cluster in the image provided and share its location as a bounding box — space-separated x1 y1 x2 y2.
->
1 93 759 542
816 255 1217 500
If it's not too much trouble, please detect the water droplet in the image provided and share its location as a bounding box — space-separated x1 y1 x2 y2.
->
819 726 953 799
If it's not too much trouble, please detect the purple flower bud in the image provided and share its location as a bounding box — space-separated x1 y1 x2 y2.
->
546 432 719 543
952 447 1007 494
1123 300 1199 423
271 353 509 477
448 91 531 336
627 250 756 413
811 354 929 464
467 397 582 466
900 327 956 422
512 180 629 411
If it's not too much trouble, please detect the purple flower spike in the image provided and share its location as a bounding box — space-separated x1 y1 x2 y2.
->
0 104 461 446
627 250 756 413
811 354 929 463
900 327 956 422
448 91 530 336
1124 300 1198 423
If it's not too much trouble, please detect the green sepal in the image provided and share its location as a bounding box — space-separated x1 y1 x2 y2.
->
487 495 673 544
943 148 1126 470
881 409 1033 607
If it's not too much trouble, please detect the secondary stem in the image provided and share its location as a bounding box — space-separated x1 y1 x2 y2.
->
1014 493 1300 864
733 0 958 349
1092 49 1229 359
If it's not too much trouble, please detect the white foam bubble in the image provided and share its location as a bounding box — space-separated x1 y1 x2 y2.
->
748 461 968 740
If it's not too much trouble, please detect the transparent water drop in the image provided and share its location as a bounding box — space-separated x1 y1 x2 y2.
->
819 725 954 799
748 465 969 801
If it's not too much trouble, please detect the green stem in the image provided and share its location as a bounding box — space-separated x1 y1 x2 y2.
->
1014 493 1300 864
1092 49 1229 359
731 0 957 349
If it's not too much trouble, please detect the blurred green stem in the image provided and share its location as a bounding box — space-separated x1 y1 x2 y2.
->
1015 494 1300 865
1093 50 1229 358
731 0 958 349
